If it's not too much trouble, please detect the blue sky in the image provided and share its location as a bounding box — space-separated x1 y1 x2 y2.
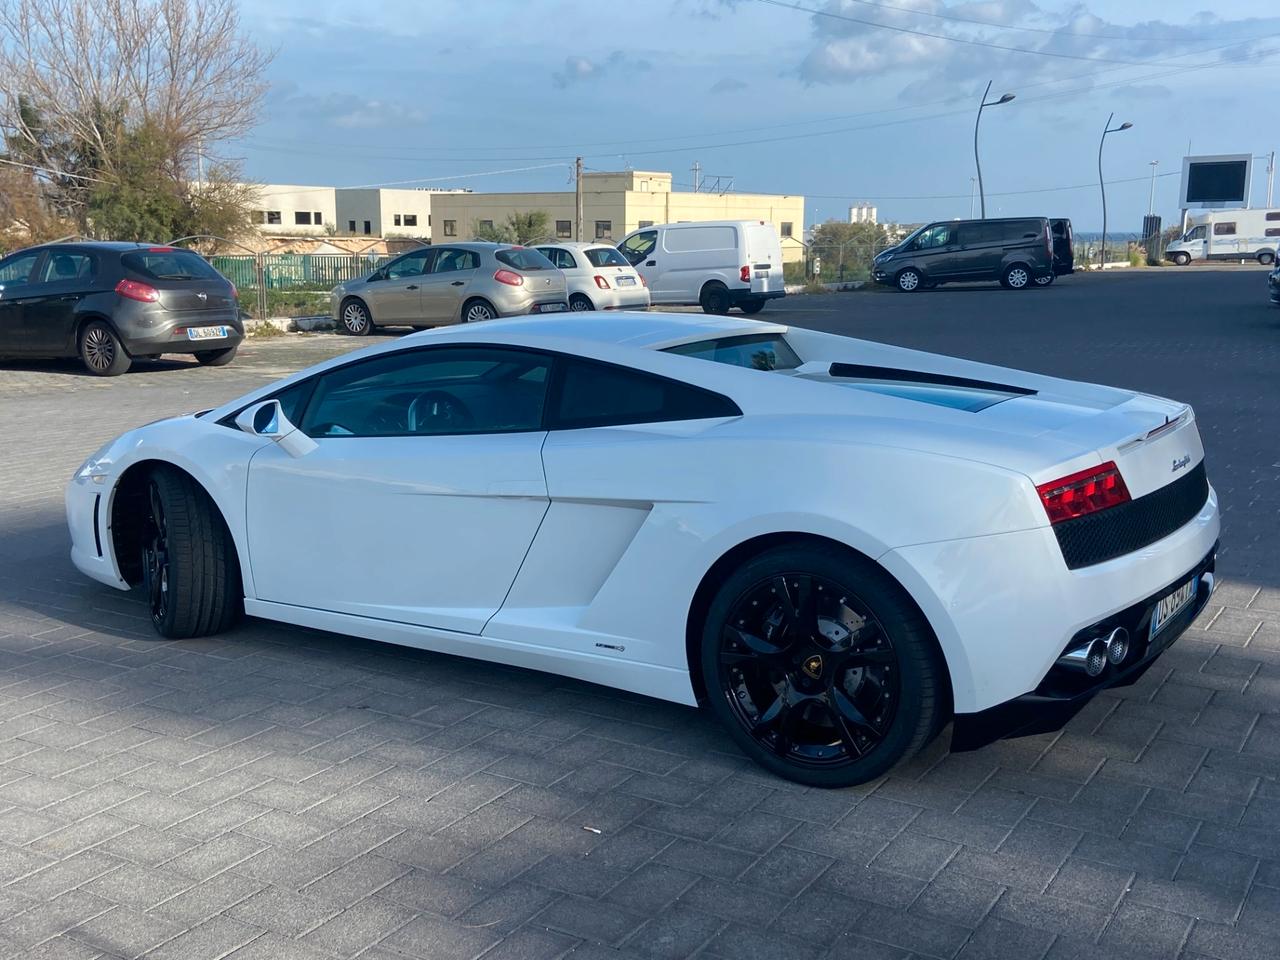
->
234 0 1280 231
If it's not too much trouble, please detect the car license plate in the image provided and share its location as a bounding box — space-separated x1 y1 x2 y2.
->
536 302 566 313
187 326 227 341
1149 577 1197 640
616 276 636 286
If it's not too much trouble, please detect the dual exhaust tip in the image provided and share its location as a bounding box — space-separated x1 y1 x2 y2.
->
1057 628 1129 677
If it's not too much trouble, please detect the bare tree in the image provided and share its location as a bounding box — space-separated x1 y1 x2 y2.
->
0 0 271 225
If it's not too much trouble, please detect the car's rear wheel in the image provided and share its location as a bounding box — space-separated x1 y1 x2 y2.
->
462 299 497 322
142 467 242 639
1258 251 1275 266
569 293 594 312
340 298 372 335
78 321 131 376
895 268 922 292
1034 273 1055 287
195 346 237 366
701 544 944 787
700 282 731 315
1002 264 1031 289
739 298 767 315
1171 252 1191 266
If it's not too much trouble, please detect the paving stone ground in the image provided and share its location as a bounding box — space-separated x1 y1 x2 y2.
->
0 270 1277 960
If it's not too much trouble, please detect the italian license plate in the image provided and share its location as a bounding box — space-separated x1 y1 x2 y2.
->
537 302 566 313
1149 577 1197 640
187 326 227 341
616 276 636 286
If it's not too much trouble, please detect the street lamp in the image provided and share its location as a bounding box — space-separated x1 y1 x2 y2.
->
1147 160 1159 217
973 80 1015 219
1097 113 1133 269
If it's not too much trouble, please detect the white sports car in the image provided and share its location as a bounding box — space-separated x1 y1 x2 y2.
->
67 313 1219 787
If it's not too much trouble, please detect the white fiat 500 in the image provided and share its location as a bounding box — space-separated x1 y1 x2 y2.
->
67 314 1219 786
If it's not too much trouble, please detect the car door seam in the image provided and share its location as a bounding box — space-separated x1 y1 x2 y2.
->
480 430 553 635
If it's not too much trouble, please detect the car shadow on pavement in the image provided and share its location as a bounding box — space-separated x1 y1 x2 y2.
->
0 357 199 377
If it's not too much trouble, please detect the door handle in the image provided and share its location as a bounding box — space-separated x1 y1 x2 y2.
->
646 260 656 266
450 280 465 286
406 284 418 290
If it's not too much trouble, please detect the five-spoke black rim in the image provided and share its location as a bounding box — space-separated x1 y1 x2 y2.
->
718 573 900 767
142 481 169 626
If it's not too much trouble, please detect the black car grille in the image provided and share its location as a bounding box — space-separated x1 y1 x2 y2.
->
1054 461 1209 570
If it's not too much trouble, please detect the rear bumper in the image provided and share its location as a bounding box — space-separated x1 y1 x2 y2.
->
590 288 651 310
951 544 1217 750
728 288 785 304
122 315 243 356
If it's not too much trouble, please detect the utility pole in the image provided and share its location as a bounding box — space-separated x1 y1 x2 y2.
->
691 161 702 193
969 177 976 218
1268 151 1276 207
575 157 583 241
1147 160 1159 216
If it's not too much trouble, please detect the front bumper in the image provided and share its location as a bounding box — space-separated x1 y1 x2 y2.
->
951 544 1217 750
66 473 129 590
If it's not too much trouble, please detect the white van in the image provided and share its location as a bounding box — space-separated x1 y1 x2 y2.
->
1166 208 1280 265
617 220 785 314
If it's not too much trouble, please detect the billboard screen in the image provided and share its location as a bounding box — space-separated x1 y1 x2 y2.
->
1180 154 1251 207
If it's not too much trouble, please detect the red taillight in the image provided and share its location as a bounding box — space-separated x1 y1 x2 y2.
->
1036 461 1131 525
638 275 647 287
229 283 239 300
593 275 610 290
494 269 523 287
115 278 159 303
739 265 751 283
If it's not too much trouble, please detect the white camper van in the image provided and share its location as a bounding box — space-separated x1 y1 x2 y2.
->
617 220 785 314
1166 209 1280 265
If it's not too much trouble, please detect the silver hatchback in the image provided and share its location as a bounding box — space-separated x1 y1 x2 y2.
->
331 242 568 334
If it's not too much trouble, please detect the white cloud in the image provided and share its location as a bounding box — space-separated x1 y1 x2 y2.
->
552 51 652 87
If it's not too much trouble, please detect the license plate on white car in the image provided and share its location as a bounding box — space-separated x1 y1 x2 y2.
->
616 276 636 286
1149 577 1197 640
187 326 228 340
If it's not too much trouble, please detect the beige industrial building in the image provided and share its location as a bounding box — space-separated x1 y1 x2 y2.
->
247 185 469 239
430 171 805 262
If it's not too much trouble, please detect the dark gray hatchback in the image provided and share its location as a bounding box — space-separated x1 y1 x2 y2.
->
872 217 1055 292
0 242 243 375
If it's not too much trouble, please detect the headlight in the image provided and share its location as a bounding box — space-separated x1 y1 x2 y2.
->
74 441 115 481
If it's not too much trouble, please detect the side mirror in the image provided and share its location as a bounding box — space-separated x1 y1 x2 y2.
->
235 399 317 458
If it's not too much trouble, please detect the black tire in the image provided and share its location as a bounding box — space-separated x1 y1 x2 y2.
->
1033 273 1055 287
142 466 242 639
738 298 767 315
462 299 497 323
78 321 131 376
700 283 731 315
195 345 237 366
1002 264 1031 290
569 293 595 312
1259 251 1275 266
340 298 372 335
701 543 945 788
1171 252 1190 266
896 268 922 292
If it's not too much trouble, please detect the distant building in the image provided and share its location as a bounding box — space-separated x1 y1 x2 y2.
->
849 203 877 224
429 170 806 262
246 185 470 239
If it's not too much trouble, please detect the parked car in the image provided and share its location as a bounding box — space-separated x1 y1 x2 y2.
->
532 242 650 312
0 242 241 376
1166 208 1279 265
67 312 1218 787
1269 258 1280 304
330 242 568 334
1039 217 1075 285
616 220 784 314
872 218 1055 291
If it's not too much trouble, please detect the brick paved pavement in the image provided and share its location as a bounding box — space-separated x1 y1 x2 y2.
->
0 272 1277 959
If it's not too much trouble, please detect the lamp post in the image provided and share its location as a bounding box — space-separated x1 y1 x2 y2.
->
1147 160 1159 217
973 80 1015 219
1097 112 1133 269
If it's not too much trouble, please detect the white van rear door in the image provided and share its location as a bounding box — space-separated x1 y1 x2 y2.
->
744 222 784 295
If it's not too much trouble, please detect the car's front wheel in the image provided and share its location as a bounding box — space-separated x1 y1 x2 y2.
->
78 321 131 376
142 467 242 639
1001 264 1031 289
340 299 372 335
701 543 945 787
896 268 922 292
195 346 237 366
1171 252 1191 266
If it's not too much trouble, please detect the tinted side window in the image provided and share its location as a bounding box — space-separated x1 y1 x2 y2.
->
41 252 94 283
385 249 433 279
552 359 741 430
1002 220 1042 242
959 223 1001 246
432 248 480 273
300 347 551 438
0 251 42 285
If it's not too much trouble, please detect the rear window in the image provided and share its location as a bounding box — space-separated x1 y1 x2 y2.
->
553 358 740 429
496 248 555 271
584 247 629 268
122 249 223 281
665 334 801 372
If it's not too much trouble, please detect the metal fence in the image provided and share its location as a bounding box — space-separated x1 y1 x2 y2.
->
210 253 396 291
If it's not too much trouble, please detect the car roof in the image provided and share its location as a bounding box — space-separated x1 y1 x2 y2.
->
10 241 173 255
534 242 618 250
413 311 786 351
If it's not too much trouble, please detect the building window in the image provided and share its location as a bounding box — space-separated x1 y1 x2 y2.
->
363 220 371 235
266 211 281 225
404 214 417 227
556 220 572 238
595 220 612 240
295 211 313 225
479 219 494 231
1213 222 1236 236
348 220 356 232
444 219 457 237
781 221 793 238
314 212 323 225
638 220 653 229
394 214 402 226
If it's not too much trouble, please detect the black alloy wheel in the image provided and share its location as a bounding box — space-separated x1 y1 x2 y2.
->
702 545 944 787
142 479 171 629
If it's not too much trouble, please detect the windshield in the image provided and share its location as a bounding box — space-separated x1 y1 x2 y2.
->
122 249 223 281
496 247 555 271
1183 225 1207 241
664 333 802 371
